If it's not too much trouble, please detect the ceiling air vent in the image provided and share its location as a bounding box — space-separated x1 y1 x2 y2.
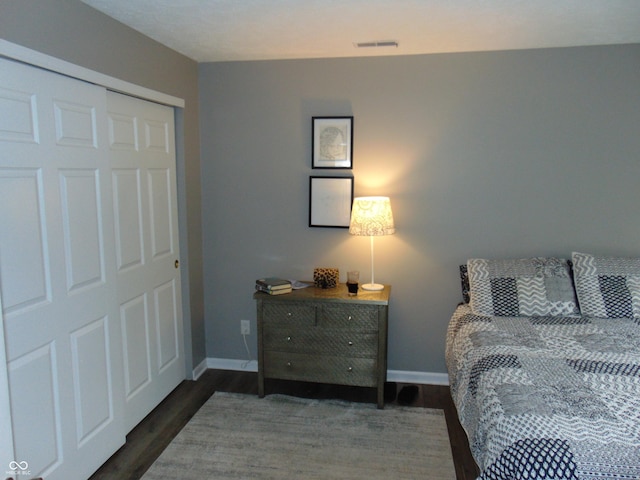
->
354 40 399 48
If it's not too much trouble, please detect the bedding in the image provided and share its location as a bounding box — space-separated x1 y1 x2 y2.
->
467 257 579 317
446 303 640 479
572 252 640 319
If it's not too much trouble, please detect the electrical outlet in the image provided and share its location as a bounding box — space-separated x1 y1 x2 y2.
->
240 319 250 335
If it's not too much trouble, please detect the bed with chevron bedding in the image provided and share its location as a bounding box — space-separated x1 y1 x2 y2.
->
446 253 640 480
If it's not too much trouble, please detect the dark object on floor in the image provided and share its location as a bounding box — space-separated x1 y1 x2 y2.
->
398 385 419 405
384 382 397 403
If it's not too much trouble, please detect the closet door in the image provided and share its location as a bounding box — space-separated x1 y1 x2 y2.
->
0 297 14 479
107 92 184 431
0 58 125 479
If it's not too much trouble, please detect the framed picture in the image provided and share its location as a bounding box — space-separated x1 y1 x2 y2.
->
309 176 354 228
312 116 353 169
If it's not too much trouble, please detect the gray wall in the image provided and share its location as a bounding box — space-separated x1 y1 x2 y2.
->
0 0 206 371
199 44 640 374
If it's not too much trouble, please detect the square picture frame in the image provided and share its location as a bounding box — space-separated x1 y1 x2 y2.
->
312 116 353 169
309 176 354 228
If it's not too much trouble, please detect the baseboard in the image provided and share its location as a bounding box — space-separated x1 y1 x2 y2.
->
192 358 209 380
206 357 259 373
202 358 449 386
387 370 449 386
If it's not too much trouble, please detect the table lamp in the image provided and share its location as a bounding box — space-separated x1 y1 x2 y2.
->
349 196 395 291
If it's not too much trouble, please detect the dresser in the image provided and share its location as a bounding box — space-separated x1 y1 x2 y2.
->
254 284 390 408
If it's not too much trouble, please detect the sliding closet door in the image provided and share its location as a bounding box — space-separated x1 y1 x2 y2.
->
0 299 14 478
0 58 125 479
107 91 184 431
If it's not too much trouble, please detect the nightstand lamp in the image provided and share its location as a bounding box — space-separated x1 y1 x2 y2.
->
349 196 395 291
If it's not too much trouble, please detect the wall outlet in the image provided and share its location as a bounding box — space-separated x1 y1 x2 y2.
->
240 319 250 335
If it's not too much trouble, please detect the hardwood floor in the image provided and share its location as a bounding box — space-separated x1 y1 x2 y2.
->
90 369 480 480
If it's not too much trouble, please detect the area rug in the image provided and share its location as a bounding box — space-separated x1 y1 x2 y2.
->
141 392 456 480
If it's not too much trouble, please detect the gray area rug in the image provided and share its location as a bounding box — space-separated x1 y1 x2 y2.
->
142 392 456 479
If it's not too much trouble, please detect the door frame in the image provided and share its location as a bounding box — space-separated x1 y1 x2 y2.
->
0 40 184 108
0 296 14 472
0 39 195 381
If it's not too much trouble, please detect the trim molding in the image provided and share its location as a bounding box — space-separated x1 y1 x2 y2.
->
0 39 184 108
205 357 259 373
387 369 449 386
191 358 209 381
200 357 450 386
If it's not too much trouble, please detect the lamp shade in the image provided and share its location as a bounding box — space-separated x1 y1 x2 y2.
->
349 197 395 237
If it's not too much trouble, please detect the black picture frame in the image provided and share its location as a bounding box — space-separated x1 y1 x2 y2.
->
309 176 354 228
312 116 353 169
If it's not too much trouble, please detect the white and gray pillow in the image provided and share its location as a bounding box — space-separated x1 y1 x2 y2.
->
571 251 640 318
467 257 579 317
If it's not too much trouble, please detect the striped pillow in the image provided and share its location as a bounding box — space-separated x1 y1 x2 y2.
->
572 252 640 318
468 257 580 317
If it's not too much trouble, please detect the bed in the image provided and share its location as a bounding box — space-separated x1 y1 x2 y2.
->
446 253 640 480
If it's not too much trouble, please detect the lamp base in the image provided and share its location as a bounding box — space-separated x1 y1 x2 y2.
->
361 283 384 291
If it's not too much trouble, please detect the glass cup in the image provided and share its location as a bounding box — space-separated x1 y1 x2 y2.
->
346 271 359 295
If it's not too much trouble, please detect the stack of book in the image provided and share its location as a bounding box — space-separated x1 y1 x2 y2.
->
255 277 292 295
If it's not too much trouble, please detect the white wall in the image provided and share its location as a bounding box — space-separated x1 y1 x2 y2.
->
199 44 640 374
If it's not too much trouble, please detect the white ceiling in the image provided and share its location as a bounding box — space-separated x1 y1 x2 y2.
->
82 0 640 63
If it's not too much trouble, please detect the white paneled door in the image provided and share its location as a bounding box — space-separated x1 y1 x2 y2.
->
0 56 124 480
107 91 184 431
0 58 184 479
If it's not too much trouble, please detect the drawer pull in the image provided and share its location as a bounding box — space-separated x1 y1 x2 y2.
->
287 336 292 342
347 367 353 372
287 312 292 317
348 341 353 346
287 361 292 368
348 315 353 321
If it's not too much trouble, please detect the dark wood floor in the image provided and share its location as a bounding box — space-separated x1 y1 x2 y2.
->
90 369 480 480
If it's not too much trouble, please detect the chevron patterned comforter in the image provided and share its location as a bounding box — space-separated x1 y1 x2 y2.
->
446 303 640 480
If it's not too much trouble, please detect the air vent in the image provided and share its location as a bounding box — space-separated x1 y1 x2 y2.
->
354 40 399 48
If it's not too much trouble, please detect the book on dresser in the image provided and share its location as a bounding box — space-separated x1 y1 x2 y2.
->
255 277 292 295
255 284 292 295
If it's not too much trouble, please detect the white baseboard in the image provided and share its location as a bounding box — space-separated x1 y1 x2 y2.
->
387 369 449 386
191 358 209 380
205 357 259 373
200 357 449 386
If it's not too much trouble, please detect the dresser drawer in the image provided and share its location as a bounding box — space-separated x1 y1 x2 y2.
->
263 328 378 357
319 304 378 330
263 352 377 387
262 302 316 327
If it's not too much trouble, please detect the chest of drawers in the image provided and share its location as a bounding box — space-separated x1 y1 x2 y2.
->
254 284 390 408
